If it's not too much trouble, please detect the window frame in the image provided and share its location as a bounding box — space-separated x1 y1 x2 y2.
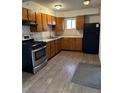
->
64 17 76 30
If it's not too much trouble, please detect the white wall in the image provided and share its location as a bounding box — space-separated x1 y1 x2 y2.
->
85 14 100 23
56 8 100 17
22 1 55 16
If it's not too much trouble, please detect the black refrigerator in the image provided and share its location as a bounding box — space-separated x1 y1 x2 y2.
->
83 23 100 54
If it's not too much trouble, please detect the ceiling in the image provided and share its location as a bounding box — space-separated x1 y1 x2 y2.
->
23 0 101 11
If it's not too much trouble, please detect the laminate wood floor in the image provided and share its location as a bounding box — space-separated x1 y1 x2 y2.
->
22 51 101 93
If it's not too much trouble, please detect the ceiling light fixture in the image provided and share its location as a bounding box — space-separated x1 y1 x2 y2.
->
55 5 62 10
83 0 90 5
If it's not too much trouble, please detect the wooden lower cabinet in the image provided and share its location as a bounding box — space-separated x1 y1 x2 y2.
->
62 38 75 50
47 38 82 60
75 38 82 51
55 40 58 54
62 38 82 51
62 38 70 50
69 38 76 50
58 39 61 52
50 40 56 58
56 39 61 53
47 39 61 60
46 42 51 59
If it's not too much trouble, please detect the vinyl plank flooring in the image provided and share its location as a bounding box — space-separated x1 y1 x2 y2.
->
22 51 100 93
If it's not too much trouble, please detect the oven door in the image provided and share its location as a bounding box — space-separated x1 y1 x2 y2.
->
32 46 47 67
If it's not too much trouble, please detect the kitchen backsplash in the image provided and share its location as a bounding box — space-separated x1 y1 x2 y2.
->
55 29 83 37
22 26 56 40
63 29 83 36
22 26 31 35
22 26 83 41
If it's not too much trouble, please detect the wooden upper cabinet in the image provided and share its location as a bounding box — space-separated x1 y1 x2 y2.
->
54 17 64 31
76 16 84 30
28 9 36 21
47 14 52 25
36 13 43 32
51 16 56 25
22 8 28 20
47 15 56 25
42 13 48 31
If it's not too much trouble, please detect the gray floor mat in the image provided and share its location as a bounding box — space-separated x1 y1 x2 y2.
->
72 63 101 89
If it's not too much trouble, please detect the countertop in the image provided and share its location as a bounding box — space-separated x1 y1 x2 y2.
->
37 36 83 42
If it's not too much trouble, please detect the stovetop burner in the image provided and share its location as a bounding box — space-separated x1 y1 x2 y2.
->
23 41 41 45
22 39 46 50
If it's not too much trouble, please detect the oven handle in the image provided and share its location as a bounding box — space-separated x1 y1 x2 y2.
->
32 46 46 53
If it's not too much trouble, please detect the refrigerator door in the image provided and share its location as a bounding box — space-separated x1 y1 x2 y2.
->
83 23 100 54
84 23 100 35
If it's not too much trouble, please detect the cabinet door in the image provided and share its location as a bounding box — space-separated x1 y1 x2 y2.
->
22 8 28 20
47 42 51 59
47 14 52 25
55 40 58 54
75 38 82 51
28 9 36 21
42 13 48 31
54 17 64 31
58 39 61 52
50 41 56 58
69 38 76 50
51 16 56 25
62 38 70 50
36 13 43 32
76 16 84 30
56 39 61 53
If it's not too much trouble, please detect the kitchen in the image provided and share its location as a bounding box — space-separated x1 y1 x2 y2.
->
22 0 101 93
1 0 124 93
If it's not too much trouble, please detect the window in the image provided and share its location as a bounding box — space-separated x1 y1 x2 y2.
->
65 18 76 29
